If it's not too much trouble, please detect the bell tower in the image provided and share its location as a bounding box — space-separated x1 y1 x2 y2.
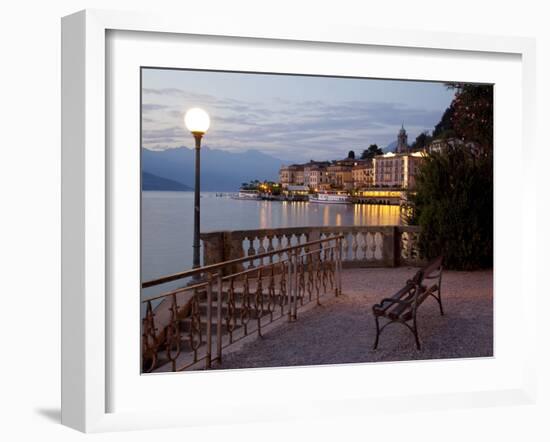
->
396 123 408 153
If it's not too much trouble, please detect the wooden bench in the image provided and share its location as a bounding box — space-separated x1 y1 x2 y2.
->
372 256 444 350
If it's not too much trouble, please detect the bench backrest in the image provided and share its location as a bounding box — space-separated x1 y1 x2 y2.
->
420 255 443 281
407 256 443 289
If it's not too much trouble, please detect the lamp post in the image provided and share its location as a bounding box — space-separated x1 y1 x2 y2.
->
184 108 210 269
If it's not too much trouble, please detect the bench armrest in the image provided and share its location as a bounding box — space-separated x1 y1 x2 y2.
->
423 273 441 280
377 298 411 307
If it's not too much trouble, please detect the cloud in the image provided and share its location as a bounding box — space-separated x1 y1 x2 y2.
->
142 103 170 112
141 87 446 161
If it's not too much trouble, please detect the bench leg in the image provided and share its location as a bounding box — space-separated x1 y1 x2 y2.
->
412 314 421 350
437 278 444 316
413 323 421 350
428 285 444 316
437 290 444 316
373 314 380 350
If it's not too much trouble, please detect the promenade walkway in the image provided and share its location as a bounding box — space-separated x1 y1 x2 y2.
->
214 267 493 369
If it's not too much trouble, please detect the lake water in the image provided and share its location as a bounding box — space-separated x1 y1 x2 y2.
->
142 191 401 295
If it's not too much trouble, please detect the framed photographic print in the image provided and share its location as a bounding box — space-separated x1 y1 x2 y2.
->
61 9 537 432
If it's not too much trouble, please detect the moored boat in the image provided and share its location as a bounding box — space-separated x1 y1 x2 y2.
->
309 192 351 204
233 189 262 200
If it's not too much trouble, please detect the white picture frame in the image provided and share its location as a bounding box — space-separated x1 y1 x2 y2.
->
61 9 537 433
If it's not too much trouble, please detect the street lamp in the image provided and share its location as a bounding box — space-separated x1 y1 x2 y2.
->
184 107 210 269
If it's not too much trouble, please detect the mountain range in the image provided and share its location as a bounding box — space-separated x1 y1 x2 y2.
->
142 171 193 191
142 141 399 192
142 146 285 191
383 140 398 153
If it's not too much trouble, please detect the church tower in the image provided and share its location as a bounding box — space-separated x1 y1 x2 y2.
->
396 123 408 153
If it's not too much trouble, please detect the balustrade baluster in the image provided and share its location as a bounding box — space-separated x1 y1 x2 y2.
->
342 232 349 261
375 232 383 260
351 232 359 261
360 232 368 260
257 236 266 266
367 232 375 260
267 235 274 264
245 236 256 269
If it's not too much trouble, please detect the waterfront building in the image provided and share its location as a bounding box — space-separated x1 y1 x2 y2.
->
352 159 374 189
303 161 331 191
334 158 358 168
354 188 404 205
327 163 354 190
373 151 425 189
282 184 309 201
279 164 305 189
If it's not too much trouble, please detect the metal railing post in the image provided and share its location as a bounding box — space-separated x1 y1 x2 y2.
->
334 239 339 297
338 237 343 296
293 252 299 320
287 249 293 322
216 274 223 364
205 278 213 368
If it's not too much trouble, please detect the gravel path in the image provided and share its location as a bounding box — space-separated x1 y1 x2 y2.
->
214 267 493 370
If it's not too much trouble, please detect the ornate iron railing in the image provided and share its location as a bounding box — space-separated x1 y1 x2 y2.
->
141 235 343 373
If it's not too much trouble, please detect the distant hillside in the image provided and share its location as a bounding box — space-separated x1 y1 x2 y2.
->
142 171 192 191
142 147 285 192
383 140 398 153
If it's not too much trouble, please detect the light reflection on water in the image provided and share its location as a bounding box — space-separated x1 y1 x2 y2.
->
141 191 400 296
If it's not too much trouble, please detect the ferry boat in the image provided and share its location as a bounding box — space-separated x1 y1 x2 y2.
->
233 189 262 200
309 192 351 204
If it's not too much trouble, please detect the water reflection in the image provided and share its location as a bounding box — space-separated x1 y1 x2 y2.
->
258 200 400 229
142 191 401 287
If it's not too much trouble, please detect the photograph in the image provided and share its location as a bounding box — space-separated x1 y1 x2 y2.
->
140 68 494 373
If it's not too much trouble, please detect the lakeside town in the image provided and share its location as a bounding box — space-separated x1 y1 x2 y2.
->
141 71 493 373
237 125 468 206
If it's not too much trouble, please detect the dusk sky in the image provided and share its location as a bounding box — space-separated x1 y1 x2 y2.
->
141 68 455 163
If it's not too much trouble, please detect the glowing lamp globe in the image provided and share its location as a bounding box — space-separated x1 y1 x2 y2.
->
184 108 210 135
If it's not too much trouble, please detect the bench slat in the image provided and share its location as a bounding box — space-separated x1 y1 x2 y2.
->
390 283 438 320
386 289 419 320
373 284 415 315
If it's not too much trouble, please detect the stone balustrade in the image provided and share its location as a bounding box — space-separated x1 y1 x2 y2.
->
201 225 424 270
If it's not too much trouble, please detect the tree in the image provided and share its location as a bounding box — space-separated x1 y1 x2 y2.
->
446 83 493 155
347 150 356 159
432 104 455 139
411 148 493 270
411 131 432 151
360 144 383 159
410 83 494 270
